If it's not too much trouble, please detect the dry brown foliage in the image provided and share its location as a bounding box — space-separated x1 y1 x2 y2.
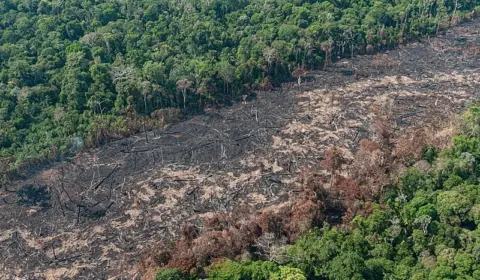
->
351 139 390 194
393 128 431 165
255 78 273 91
292 66 308 78
138 243 172 279
320 147 351 188
371 119 395 149
141 176 327 273
366 44 375 53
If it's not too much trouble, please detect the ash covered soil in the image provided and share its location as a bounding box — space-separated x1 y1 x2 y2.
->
0 20 479 279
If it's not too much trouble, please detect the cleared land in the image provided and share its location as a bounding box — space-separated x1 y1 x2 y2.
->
0 19 479 279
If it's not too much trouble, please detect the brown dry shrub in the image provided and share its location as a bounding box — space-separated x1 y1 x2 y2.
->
181 224 200 241
256 206 289 238
298 166 316 187
371 119 394 150
320 147 351 189
166 212 263 272
292 66 307 78
287 198 324 240
167 239 196 271
159 181 327 273
204 213 233 231
351 139 390 194
334 177 365 201
255 78 273 91
255 185 325 241
321 147 350 172
366 44 375 53
234 220 262 249
138 242 172 279
333 176 372 221
393 128 431 164
190 231 236 264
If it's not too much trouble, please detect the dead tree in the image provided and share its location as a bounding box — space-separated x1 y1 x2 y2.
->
320 147 349 189
176 79 194 110
292 66 308 86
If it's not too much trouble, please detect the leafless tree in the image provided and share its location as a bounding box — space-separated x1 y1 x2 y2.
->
292 66 307 86
176 79 193 110
110 65 136 84
254 232 287 261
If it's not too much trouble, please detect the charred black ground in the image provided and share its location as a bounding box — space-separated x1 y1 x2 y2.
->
0 19 479 279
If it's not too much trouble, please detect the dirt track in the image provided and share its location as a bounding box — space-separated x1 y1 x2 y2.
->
0 19 479 279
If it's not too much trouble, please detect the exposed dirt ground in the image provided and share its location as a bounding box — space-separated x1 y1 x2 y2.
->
0 19 479 279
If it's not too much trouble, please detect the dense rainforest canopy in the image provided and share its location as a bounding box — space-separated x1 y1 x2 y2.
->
155 105 480 279
0 0 479 165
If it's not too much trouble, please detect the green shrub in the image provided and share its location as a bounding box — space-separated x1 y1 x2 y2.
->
423 145 438 164
208 260 249 280
270 266 306 280
156 268 184 280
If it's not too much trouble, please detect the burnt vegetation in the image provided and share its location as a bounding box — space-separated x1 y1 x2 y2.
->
0 2 480 280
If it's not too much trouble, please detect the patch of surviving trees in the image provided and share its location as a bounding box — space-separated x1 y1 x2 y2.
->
0 0 479 168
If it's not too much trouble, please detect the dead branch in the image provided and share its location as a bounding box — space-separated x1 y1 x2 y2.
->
94 165 119 190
